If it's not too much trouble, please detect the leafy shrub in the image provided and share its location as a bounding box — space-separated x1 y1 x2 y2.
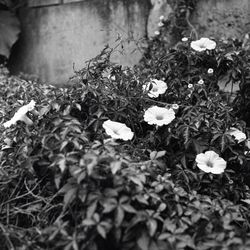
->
1 34 250 249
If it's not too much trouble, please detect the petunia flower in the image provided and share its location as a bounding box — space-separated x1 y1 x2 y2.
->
144 106 175 126
191 38 216 52
154 30 160 36
3 100 36 128
195 151 227 174
198 79 204 85
159 15 165 21
188 83 194 89
171 104 179 110
226 127 246 143
102 120 134 140
207 68 214 74
143 79 168 98
158 22 164 27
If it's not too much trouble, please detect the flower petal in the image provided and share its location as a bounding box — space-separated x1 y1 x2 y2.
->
195 151 226 174
144 106 175 126
103 120 134 140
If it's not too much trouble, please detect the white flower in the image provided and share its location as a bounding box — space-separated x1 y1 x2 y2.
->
102 120 134 140
182 37 188 42
144 106 175 126
191 38 216 52
207 68 214 74
154 30 160 36
143 79 168 98
188 83 194 88
108 74 116 81
3 100 36 128
159 15 165 21
195 151 227 174
226 127 246 143
198 79 204 85
158 22 164 27
171 104 179 110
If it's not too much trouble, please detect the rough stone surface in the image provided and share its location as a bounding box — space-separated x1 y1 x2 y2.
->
191 0 250 40
9 0 150 85
8 0 250 85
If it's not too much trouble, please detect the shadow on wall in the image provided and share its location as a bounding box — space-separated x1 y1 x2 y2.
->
9 0 151 85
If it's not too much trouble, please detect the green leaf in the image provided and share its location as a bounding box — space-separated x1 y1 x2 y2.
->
97 225 107 239
63 186 77 207
0 10 20 58
56 154 67 172
102 198 117 213
129 176 143 187
147 219 157 237
110 161 121 174
137 231 150 250
122 204 136 213
115 206 124 227
82 219 96 226
150 151 166 160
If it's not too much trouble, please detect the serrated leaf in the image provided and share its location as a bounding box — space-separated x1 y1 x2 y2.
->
75 103 81 111
63 187 77 207
60 141 68 151
102 198 117 213
63 105 71 116
39 105 51 116
97 225 107 239
241 199 250 205
129 176 143 187
150 151 166 160
82 219 96 226
87 201 97 219
115 206 124 227
110 161 121 174
137 231 150 250
147 219 157 237
57 155 67 172
122 204 136 213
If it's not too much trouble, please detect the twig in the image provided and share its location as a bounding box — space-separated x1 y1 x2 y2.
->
185 9 198 40
0 222 15 250
1 179 41 206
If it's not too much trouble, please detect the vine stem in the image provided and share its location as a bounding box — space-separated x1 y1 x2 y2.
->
185 9 198 40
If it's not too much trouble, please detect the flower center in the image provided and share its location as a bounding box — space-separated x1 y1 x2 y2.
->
156 115 164 120
199 44 206 49
152 87 158 92
206 160 213 168
112 129 120 135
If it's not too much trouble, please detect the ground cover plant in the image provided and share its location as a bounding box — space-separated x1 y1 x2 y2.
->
2 32 250 250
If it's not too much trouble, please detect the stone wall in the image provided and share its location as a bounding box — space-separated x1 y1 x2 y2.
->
191 0 250 40
9 0 150 85
8 0 250 85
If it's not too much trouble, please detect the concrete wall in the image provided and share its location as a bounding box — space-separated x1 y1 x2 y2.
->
8 0 250 85
9 0 150 85
191 0 250 40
